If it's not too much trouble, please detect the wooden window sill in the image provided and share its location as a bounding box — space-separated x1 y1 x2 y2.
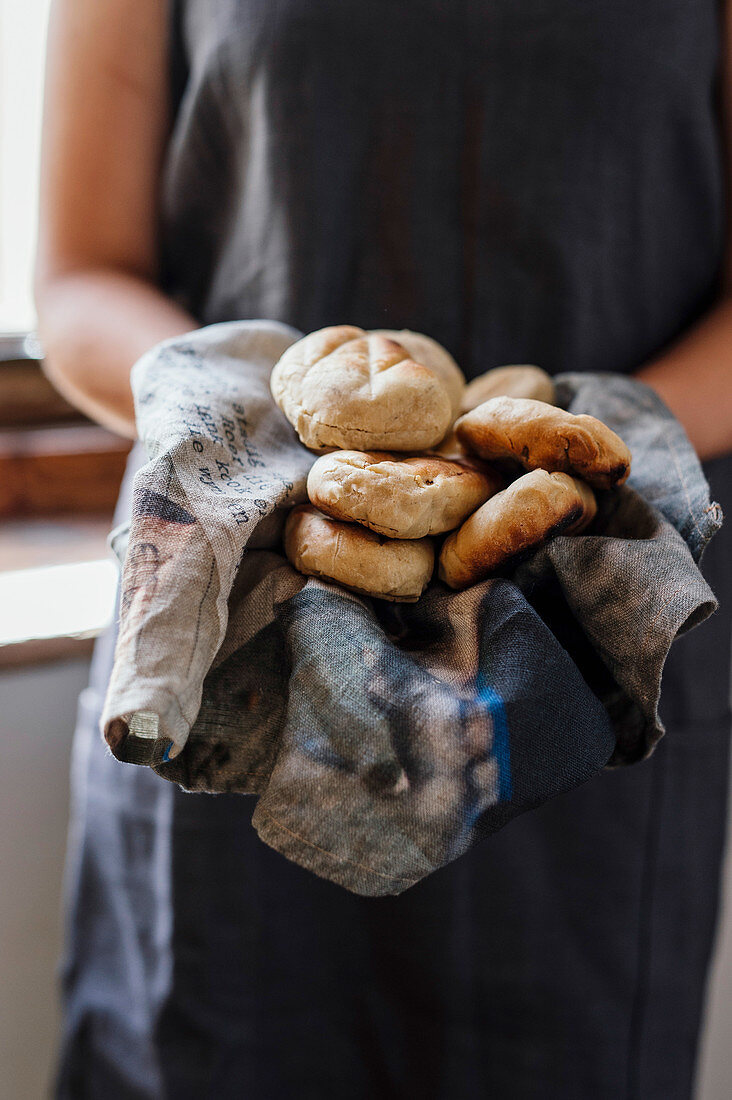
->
0 342 128 669
0 423 131 517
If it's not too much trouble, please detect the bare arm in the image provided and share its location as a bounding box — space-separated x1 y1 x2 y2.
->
636 302 732 461
635 0 732 461
34 0 196 439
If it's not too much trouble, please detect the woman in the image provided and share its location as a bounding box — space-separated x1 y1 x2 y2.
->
36 0 732 1096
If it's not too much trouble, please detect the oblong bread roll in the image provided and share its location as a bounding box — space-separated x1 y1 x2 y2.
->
455 396 631 489
284 504 434 602
271 326 453 452
307 450 502 539
461 364 556 413
439 470 597 590
370 329 465 418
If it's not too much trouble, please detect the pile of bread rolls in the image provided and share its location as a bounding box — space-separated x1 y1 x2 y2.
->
270 326 631 602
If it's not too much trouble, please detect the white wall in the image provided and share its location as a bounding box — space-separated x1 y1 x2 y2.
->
0 659 729 1099
0 659 90 1100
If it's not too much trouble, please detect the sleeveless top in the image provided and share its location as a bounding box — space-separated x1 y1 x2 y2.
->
57 4 732 1097
160 0 725 377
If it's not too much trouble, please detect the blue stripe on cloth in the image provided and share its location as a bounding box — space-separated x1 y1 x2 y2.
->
476 671 512 802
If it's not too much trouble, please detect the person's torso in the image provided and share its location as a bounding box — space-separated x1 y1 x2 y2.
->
160 0 725 380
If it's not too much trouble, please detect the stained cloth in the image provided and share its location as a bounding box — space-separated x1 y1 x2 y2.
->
55 0 732 1096
99 320 719 896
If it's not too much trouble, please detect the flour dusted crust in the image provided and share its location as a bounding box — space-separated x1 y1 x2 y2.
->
270 326 453 452
439 470 597 589
461 364 556 413
307 450 502 539
284 504 435 601
455 396 631 489
370 329 465 418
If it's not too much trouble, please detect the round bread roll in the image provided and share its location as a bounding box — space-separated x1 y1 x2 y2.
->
461 364 556 413
455 396 631 489
270 325 453 452
370 329 465 418
439 470 597 590
284 504 435 602
307 450 502 539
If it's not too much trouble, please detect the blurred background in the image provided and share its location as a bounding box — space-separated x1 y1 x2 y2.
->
0 2 729 1097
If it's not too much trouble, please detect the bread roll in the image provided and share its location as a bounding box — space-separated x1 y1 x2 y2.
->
455 396 631 489
370 329 465 418
284 504 435 601
461 364 556 412
439 469 597 589
271 326 453 452
307 450 502 539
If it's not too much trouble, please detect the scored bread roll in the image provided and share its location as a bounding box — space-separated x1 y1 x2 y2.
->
284 504 435 602
270 325 453 452
461 364 556 413
370 329 465 418
439 470 597 590
307 450 502 539
455 396 631 489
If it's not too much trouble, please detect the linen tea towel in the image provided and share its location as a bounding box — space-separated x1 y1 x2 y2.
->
101 321 721 895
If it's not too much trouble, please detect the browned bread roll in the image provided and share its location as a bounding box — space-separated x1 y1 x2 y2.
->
270 326 453 452
284 504 435 602
455 396 631 489
439 469 597 590
307 450 502 539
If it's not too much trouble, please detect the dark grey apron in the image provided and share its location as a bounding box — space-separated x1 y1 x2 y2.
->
56 1 732 1096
